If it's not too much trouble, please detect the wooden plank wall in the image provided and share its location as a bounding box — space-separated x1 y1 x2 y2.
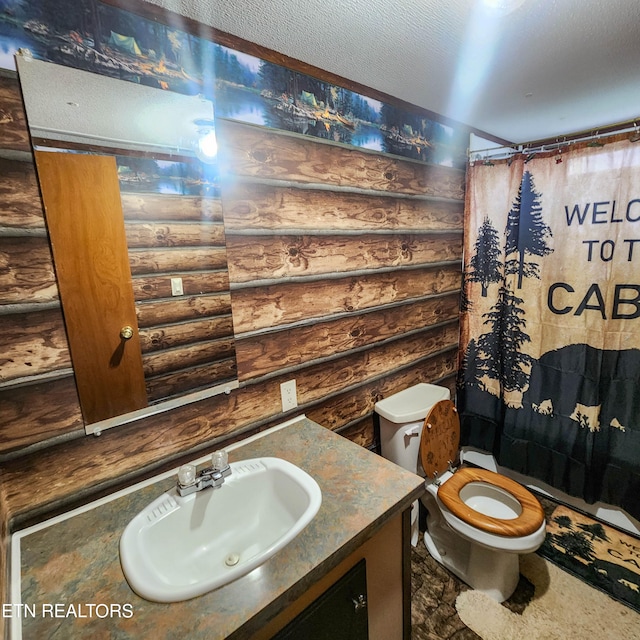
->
122 191 237 402
220 120 463 447
0 75 82 453
0 77 464 531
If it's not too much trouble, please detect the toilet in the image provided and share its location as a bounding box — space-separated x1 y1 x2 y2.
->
375 384 546 602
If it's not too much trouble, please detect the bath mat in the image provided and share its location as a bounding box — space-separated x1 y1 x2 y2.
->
455 553 640 640
537 502 640 613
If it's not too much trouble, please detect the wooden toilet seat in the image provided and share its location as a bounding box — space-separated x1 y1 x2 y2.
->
419 400 544 537
437 467 545 536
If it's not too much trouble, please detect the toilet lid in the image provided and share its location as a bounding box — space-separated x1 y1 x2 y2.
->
438 467 545 537
419 399 460 480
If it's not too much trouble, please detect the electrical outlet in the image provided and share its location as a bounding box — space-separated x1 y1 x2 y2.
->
280 379 298 412
171 277 184 296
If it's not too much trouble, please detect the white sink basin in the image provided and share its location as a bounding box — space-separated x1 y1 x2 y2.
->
119 457 322 602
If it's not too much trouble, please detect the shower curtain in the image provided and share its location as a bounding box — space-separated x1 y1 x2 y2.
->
458 134 640 520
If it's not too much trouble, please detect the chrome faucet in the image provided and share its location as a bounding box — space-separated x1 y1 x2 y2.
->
177 450 232 497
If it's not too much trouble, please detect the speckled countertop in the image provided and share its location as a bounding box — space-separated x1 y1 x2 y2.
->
12 417 424 639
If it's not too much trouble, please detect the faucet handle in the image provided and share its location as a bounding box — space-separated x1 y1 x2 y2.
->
178 464 197 487
211 450 228 471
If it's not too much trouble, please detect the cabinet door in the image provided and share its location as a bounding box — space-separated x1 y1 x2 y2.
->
273 559 368 640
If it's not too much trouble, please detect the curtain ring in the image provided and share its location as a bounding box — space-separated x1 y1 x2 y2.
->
588 131 604 147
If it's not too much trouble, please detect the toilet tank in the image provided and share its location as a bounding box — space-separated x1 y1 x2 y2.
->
375 383 450 475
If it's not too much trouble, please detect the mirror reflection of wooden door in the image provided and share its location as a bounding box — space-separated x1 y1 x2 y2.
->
35 151 147 424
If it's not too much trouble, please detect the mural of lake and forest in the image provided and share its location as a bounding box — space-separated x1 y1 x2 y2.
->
116 155 221 197
0 0 469 169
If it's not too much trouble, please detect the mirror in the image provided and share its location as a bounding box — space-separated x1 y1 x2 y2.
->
16 54 238 434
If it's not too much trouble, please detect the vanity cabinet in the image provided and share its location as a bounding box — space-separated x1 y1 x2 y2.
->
12 418 422 640
273 560 368 640
251 511 407 640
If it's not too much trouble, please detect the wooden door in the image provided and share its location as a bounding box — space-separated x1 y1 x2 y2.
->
35 151 147 424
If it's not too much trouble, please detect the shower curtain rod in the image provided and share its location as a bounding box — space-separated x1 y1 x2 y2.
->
470 115 640 159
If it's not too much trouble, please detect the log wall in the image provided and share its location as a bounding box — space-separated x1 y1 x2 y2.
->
0 75 82 453
0 77 464 527
121 191 236 402
221 119 463 444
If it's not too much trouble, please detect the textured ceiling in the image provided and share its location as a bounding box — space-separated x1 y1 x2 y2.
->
147 0 640 144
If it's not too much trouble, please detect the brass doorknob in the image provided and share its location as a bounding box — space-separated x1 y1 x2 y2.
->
120 326 134 340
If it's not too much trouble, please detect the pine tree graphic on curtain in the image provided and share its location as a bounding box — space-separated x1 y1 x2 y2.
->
466 170 552 394
504 171 553 289
468 217 502 297
476 285 531 392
